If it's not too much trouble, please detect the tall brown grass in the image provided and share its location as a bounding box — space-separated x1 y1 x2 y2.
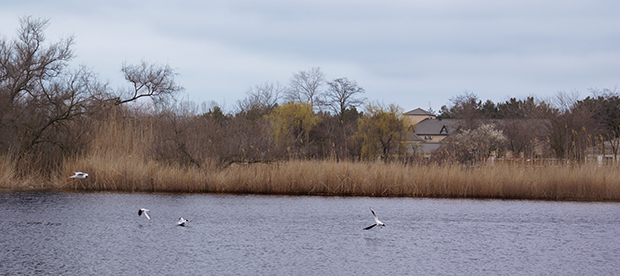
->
3 150 620 201
57 156 620 201
2 116 619 201
0 156 16 189
0 154 47 189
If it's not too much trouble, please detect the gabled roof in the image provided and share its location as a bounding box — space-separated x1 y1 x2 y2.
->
403 132 424 141
414 118 461 135
404 108 435 116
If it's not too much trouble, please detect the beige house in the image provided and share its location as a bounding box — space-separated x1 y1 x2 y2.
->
403 108 436 125
402 108 460 155
403 108 550 161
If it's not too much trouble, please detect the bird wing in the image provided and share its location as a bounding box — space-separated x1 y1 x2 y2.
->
364 224 376 230
370 208 382 224
138 209 151 219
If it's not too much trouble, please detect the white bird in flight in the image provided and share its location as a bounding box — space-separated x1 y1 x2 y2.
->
177 217 189 226
363 208 385 230
138 208 151 220
69 172 88 179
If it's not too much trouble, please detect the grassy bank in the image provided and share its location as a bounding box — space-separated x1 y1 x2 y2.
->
3 154 620 201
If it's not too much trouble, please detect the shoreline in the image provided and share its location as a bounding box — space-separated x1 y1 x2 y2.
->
2 187 619 203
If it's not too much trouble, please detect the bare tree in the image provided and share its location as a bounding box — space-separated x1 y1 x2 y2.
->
116 60 184 106
553 90 580 114
544 98 597 162
575 88 620 163
445 91 482 129
495 97 555 158
20 66 99 150
322 77 366 117
498 119 543 158
0 17 96 174
236 82 282 120
284 67 324 109
1 17 187 176
0 16 74 106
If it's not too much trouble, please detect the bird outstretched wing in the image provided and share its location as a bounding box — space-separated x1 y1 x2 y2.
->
138 209 151 220
370 208 377 218
364 224 376 230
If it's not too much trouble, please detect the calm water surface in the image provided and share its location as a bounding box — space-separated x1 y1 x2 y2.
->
1 191 619 275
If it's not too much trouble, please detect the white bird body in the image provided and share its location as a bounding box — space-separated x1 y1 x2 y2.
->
138 208 151 220
177 217 189 226
364 208 385 230
69 172 88 179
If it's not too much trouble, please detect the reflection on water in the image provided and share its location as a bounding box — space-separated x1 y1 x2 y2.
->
1 191 619 275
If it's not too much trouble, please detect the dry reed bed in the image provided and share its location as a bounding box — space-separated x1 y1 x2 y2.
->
3 119 619 201
0 157 17 188
55 157 620 201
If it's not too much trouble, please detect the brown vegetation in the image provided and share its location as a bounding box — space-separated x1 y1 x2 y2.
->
8 156 620 201
2 112 618 201
2 17 620 201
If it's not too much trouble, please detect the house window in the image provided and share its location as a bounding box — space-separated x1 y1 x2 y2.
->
440 125 449 134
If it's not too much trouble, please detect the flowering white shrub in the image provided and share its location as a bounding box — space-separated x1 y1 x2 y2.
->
451 124 507 163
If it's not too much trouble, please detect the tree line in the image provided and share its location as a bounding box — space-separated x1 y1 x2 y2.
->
435 90 620 164
2 17 619 180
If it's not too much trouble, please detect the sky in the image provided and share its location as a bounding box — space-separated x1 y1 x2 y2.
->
1 0 619 113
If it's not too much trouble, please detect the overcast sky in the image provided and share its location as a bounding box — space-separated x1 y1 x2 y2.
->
2 0 619 113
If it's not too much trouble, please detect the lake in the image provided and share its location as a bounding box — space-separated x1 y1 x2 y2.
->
1 191 619 275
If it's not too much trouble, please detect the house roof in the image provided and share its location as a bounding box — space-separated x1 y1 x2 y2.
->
414 118 461 135
404 131 424 141
404 108 435 116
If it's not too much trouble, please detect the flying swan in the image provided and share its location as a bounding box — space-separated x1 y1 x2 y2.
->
138 208 151 220
363 208 385 230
